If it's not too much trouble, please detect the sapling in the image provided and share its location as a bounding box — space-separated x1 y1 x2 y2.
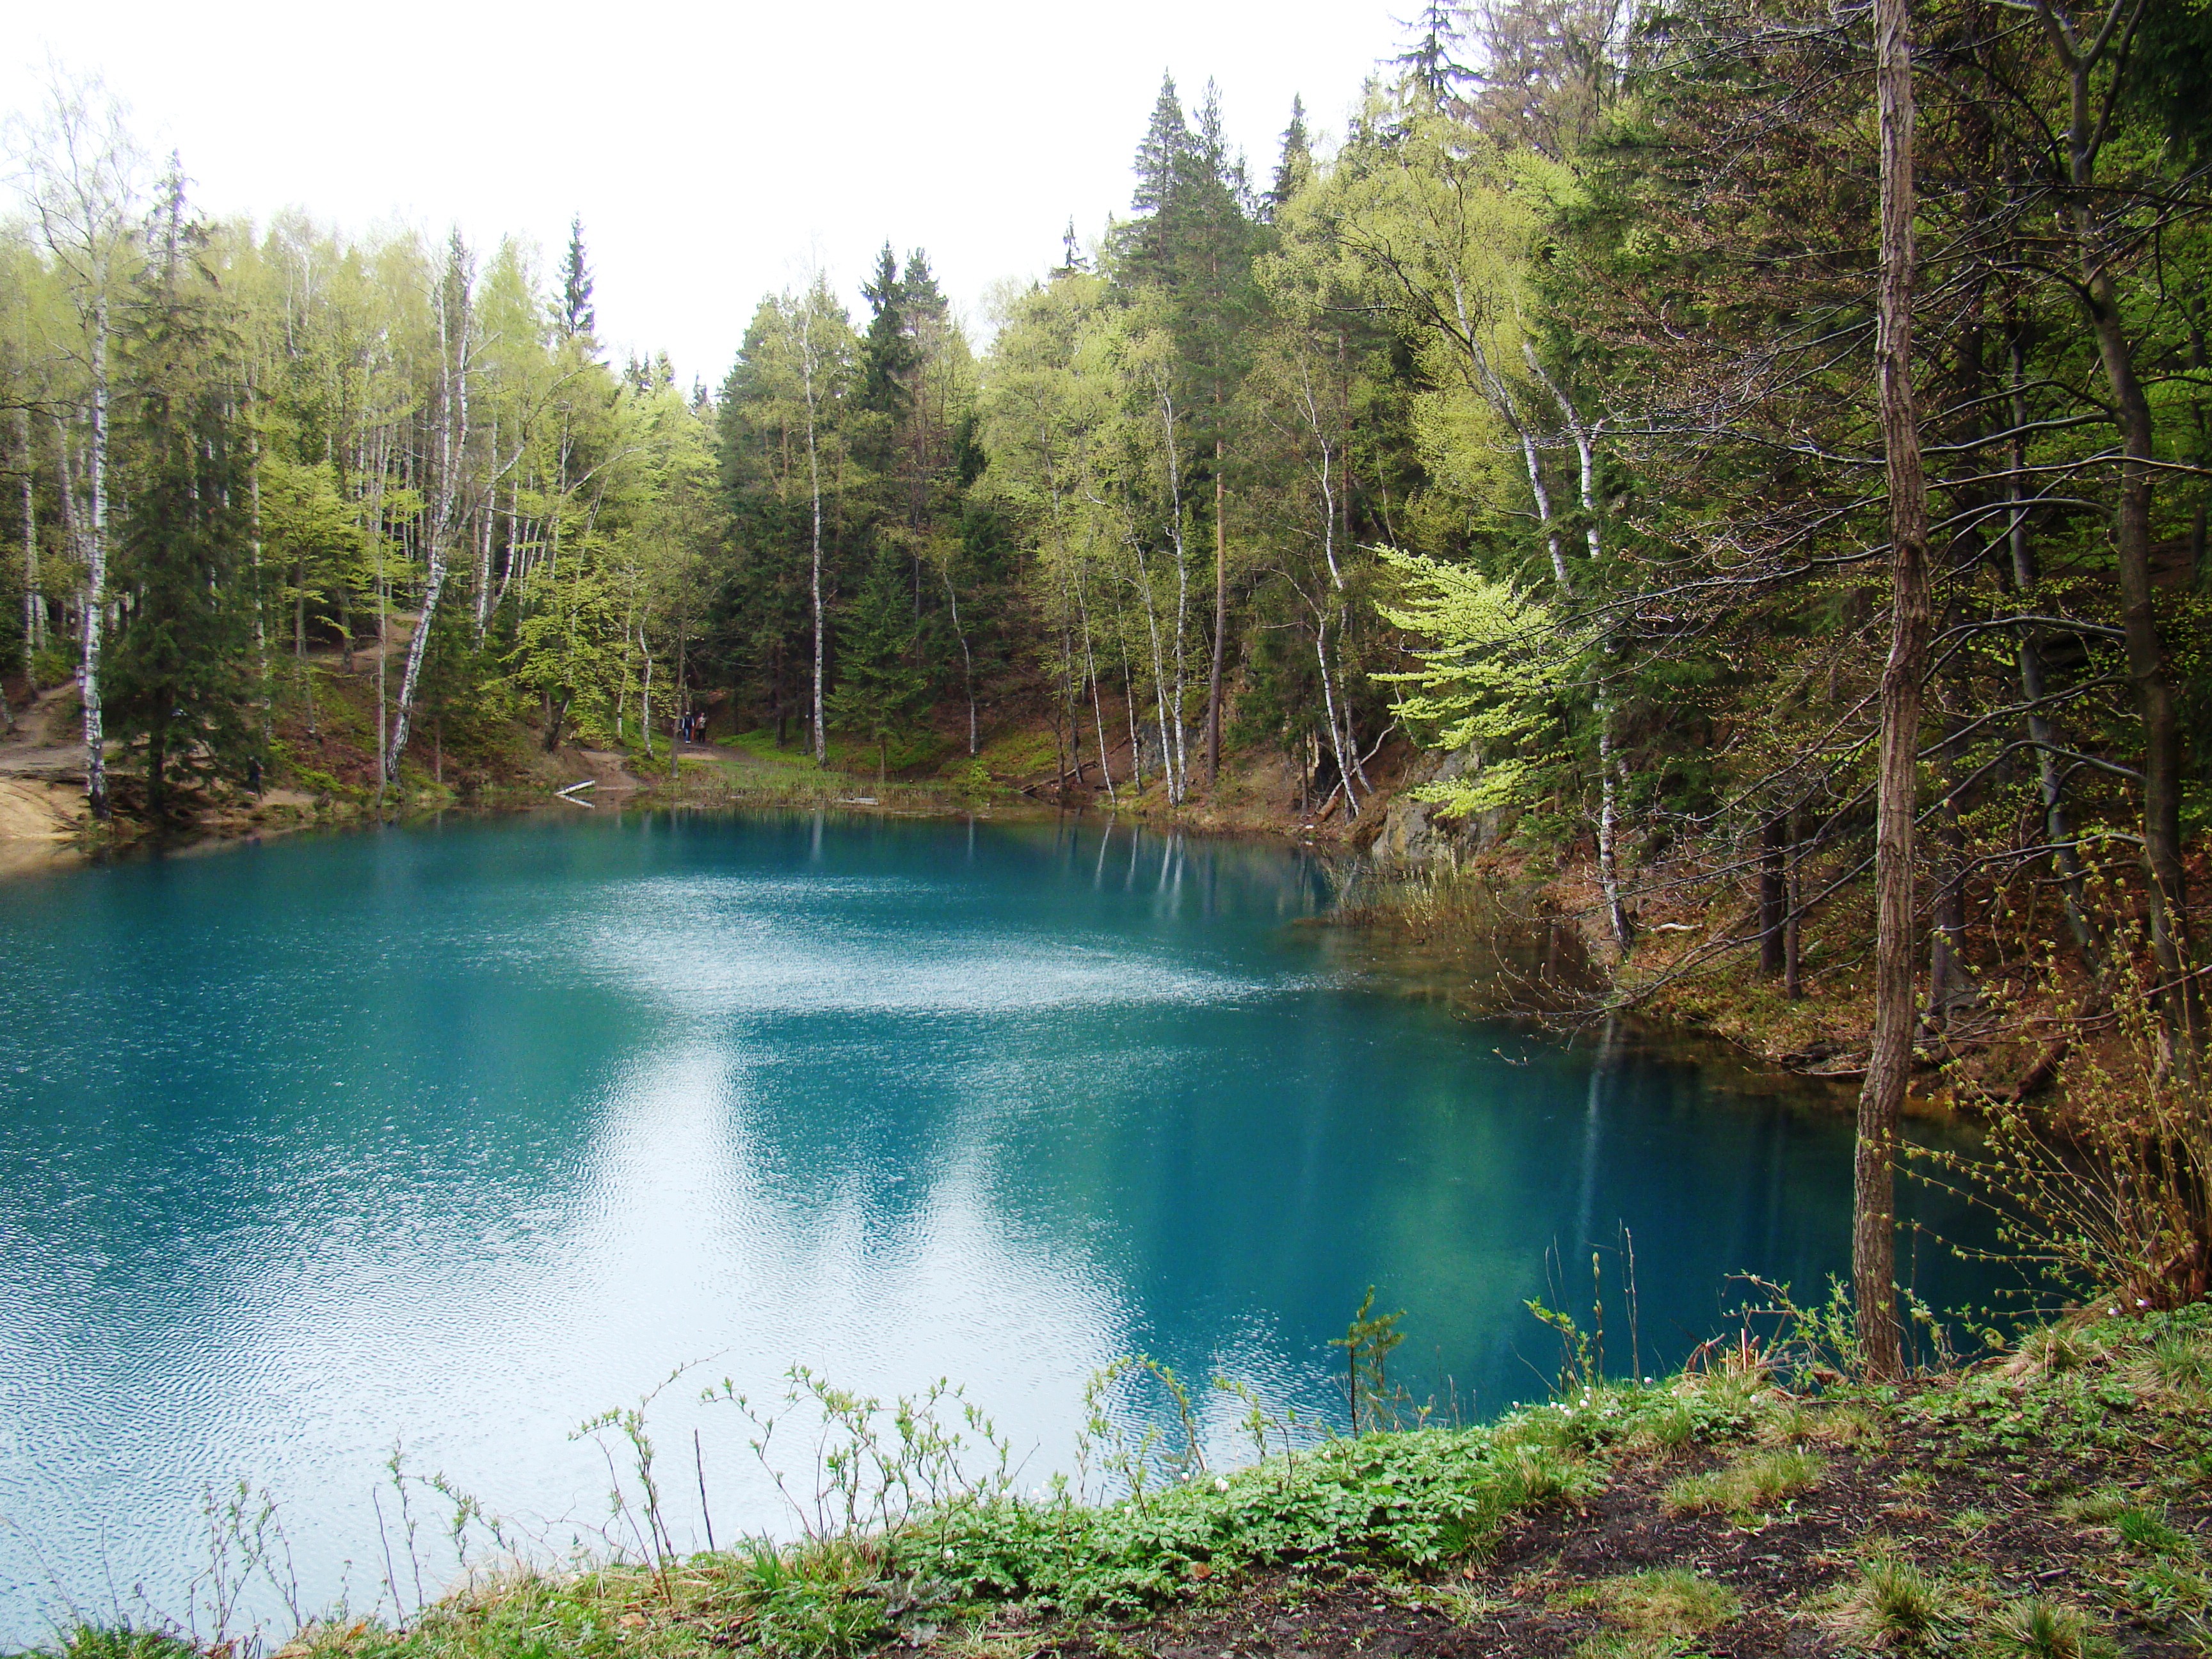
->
1332 1287 1407 1433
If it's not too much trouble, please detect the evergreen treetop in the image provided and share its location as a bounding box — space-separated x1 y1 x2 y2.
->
559 214 595 341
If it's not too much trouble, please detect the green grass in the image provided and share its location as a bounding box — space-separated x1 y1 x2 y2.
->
1660 1447 1823 1521
717 729 952 779
1557 1567 1740 1637
1978 1597 2116 1659
1823 1548 1949 1647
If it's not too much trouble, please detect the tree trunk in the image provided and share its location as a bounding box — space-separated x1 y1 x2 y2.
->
389 257 470 783
1512 349 1634 954
1206 444 1226 786
942 565 977 755
801 314 828 766
1315 610 1359 820
1759 815 1788 977
1856 0 1928 1385
1164 398 1190 805
81 306 110 822
669 632 687 785
146 714 166 819
248 417 271 747
2007 328 2103 979
1784 837 1804 1000
2035 0 2198 1062
18 410 40 662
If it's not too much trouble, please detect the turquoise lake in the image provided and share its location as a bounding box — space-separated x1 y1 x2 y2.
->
0 812 1998 1642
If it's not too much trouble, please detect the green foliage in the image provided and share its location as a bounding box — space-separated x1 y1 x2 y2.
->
29 1628 202 1659
1329 1288 1409 1433
824 545 927 783
1917 921 2212 1312
1375 547 1576 815
887 1424 1564 1615
104 202 257 812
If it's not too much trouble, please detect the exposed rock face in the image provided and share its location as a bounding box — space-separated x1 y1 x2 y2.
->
1369 747 1503 870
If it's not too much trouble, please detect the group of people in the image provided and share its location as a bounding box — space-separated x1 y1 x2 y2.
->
677 710 710 744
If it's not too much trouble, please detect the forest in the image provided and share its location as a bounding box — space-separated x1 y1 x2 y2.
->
4 0 2211 1309
13 4 2212 1655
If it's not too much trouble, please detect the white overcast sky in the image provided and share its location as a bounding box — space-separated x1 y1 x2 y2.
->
3 0 1407 387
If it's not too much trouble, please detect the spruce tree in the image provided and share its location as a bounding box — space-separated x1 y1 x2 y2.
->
858 243 916 420
1054 218 1087 276
1268 96 1312 216
559 214 595 340
900 249 947 329
1396 1 1469 112
1126 73 1194 284
826 542 926 787
105 180 252 817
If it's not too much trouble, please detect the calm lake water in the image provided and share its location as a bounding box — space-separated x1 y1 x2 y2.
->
0 812 1996 1642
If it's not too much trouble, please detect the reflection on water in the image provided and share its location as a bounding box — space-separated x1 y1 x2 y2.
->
0 812 1994 1641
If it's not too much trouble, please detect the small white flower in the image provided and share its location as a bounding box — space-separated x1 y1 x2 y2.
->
1215 1477 1230 1492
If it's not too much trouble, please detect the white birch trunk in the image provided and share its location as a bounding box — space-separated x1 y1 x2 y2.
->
1157 383 1190 804
388 259 470 781
1075 554 1114 802
249 419 270 744
18 410 40 659
1525 344 1634 954
1315 608 1358 820
474 415 497 636
799 308 826 765
80 305 109 819
942 565 977 755
1130 543 1177 802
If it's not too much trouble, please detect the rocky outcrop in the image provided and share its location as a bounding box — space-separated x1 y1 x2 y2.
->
1368 747 1506 871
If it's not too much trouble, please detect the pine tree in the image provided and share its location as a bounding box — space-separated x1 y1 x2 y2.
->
559 214 595 340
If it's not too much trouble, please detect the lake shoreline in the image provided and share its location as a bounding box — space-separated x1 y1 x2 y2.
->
0 765 1919 1121
34 1306 2203 1659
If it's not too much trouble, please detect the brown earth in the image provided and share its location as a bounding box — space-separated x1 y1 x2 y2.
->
938 1389 2206 1659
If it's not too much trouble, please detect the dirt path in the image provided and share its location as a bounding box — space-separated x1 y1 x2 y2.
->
0 686 84 783
575 749 646 799
0 702 86 869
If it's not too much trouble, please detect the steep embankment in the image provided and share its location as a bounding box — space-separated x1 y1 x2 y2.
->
0 633 646 859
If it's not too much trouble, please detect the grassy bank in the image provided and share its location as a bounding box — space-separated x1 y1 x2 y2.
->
31 1305 2212 1659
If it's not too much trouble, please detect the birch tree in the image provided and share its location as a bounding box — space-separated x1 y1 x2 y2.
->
10 70 143 819
385 232 475 784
